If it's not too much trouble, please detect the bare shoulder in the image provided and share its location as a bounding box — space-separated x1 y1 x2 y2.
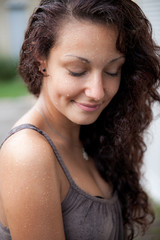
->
0 127 60 196
0 128 65 240
0 127 57 171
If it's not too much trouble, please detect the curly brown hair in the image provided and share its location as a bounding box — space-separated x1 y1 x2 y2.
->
19 0 160 239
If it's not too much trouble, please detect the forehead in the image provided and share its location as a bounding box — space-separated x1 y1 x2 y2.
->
56 18 117 45
49 19 120 63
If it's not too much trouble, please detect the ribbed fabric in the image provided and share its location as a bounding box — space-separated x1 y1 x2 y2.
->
0 124 124 240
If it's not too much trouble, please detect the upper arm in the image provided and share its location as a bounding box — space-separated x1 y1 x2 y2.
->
0 131 65 240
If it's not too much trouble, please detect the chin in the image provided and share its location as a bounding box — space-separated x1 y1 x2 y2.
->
72 116 100 126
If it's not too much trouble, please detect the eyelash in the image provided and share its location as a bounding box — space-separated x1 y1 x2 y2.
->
69 71 86 77
68 71 119 78
105 72 119 77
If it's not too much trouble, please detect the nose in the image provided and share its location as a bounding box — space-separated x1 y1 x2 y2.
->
84 73 105 101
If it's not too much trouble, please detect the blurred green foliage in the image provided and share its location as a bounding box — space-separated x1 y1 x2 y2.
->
0 57 18 81
0 57 28 97
0 76 28 98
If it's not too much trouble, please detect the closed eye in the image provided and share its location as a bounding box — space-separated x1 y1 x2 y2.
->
105 71 119 77
68 70 86 77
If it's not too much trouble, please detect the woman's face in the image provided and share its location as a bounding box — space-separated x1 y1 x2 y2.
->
42 19 125 125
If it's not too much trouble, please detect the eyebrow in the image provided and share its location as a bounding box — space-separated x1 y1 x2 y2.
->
65 54 90 63
64 54 125 64
109 55 125 63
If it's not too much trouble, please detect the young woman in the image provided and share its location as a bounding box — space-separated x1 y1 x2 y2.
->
0 0 160 239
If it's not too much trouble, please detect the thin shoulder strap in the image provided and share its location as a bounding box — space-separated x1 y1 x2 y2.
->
1 124 74 185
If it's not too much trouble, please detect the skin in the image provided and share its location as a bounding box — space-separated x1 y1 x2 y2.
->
0 19 125 240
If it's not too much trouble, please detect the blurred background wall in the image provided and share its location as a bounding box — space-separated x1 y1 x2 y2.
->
0 0 160 203
0 0 39 58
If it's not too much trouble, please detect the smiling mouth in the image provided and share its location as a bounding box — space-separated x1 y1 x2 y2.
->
74 101 101 112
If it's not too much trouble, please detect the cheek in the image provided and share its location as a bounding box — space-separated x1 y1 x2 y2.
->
48 73 70 94
52 80 79 101
55 74 82 97
114 81 121 95
105 79 120 98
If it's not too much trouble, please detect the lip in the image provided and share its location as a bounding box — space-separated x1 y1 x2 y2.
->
74 101 101 112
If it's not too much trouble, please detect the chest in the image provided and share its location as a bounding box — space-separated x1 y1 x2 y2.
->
61 186 124 240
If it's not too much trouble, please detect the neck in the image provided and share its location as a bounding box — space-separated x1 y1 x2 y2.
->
35 99 81 146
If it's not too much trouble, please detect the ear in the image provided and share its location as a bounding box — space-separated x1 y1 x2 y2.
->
38 59 47 74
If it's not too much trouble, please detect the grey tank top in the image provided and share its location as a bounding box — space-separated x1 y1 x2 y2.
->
0 124 124 240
